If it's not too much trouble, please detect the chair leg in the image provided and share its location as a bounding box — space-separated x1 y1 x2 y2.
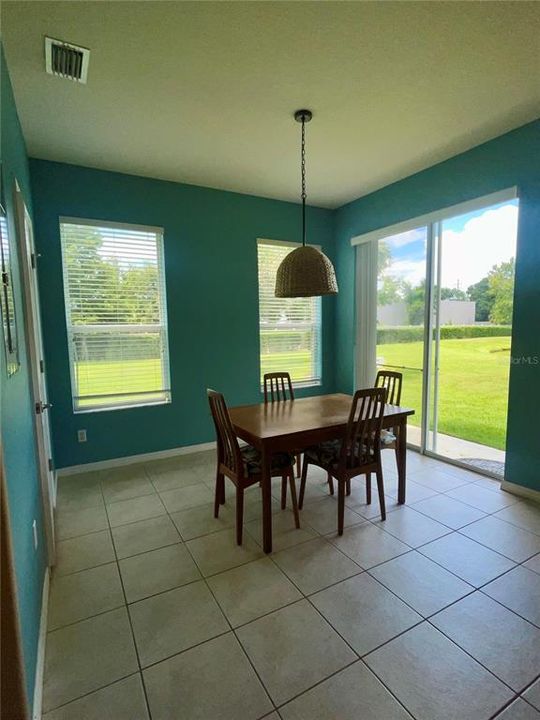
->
299 456 308 509
214 472 224 518
366 473 372 504
288 471 301 529
220 475 226 504
281 477 287 510
346 478 351 496
337 480 345 536
236 487 244 545
327 472 334 496
375 467 386 521
296 454 302 479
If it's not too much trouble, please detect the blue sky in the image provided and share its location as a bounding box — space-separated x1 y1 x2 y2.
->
383 199 518 290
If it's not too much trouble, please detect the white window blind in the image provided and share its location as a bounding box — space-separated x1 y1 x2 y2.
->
60 218 171 411
257 239 322 387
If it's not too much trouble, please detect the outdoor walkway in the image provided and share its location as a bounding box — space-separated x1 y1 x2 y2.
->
407 426 506 478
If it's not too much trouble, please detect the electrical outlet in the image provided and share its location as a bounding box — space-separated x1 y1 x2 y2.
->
77 429 87 443
32 519 38 550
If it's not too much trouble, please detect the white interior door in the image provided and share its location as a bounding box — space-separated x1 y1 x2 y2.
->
14 181 56 564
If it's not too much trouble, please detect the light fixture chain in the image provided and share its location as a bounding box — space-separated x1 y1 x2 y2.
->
301 115 306 245
301 116 306 202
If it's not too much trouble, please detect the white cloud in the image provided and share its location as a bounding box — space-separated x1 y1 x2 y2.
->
386 227 426 248
385 259 426 286
440 204 518 290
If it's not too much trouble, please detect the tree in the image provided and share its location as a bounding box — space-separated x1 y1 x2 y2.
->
64 229 160 325
467 277 493 322
488 258 515 324
405 281 425 325
440 287 467 301
378 240 392 274
378 276 405 306
64 231 120 324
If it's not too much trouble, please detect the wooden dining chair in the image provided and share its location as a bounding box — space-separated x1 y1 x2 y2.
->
263 371 295 404
372 369 403 503
375 369 402 405
263 371 333 508
299 387 388 535
207 389 300 545
263 372 302 482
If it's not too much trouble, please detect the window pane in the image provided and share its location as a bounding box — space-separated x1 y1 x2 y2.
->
257 240 321 386
60 221 170 410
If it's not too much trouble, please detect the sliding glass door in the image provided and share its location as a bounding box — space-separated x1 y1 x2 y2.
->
376 226 428 448
356 190 519 478
426 200 518 476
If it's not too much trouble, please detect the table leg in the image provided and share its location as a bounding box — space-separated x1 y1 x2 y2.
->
397 419 407 504
261 445 273 553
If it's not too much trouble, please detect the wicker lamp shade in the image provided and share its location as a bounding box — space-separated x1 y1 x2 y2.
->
275 245 338 298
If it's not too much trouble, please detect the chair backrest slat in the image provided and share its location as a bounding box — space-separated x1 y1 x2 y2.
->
263 372 294 403
207 389 243 477
340 387 387 470
375 370 402 406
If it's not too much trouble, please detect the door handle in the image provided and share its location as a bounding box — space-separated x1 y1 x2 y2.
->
35 401 53 414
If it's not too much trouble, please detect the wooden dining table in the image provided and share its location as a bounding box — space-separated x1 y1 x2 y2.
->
229 392 415 553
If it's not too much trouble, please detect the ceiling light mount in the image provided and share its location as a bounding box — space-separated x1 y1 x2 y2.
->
294 109 313 124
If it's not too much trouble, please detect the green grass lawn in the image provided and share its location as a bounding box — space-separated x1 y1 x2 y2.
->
260 350 313 384
76 358 166 408
377 336 511 449
76 337 510 449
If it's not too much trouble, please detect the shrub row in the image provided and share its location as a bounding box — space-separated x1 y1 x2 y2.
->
377 325 512 344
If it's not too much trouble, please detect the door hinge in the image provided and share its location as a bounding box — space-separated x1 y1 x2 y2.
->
48 458 54 472
1 271 9 287
39 359 44 373
35 401 41 414
31 253 36 269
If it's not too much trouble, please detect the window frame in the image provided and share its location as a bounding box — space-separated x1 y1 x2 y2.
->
59 216 171 413
257 238 323 390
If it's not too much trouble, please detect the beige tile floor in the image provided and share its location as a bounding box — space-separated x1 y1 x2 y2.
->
43 450 540 719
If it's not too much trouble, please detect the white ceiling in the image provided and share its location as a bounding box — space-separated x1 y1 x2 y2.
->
3 1 540 208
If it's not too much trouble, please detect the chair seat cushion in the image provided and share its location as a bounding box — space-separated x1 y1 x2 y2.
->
305 437 378 469
305 439 342 467
381 429 397 445
241 445 295 475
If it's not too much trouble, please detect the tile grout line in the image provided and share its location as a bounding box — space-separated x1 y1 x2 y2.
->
170 507 279 715
252 531 422 717
45 469 154 718
304 590 419 719
103 466 155 720
146 462 282 714
42 671 144 716
422 617 526 697
153 465 380 711
52 468 384 718
51 455 539 718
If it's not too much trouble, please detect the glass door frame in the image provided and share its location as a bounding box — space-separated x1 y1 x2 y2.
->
353 187 518 478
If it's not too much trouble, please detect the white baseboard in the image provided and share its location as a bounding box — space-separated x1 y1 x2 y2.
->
501 479 540 503
33 568 50 720
57 441 216 477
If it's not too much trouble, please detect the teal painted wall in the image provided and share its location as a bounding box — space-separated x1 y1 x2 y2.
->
29 160 336 468
334 120 540 492
1 49 47 708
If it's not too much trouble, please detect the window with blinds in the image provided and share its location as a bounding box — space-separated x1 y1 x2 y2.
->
257 239 322 387
60 219 171 411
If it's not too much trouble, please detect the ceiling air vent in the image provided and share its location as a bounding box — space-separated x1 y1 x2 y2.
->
45 37 90 84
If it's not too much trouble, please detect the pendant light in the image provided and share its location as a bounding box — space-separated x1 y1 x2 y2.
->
275 109 338 298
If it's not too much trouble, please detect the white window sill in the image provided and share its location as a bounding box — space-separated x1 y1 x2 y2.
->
73 398 171 414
